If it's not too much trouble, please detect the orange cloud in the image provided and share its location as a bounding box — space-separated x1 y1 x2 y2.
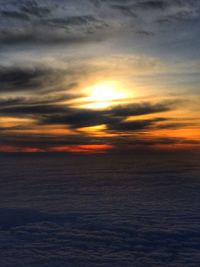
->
0 145 18 152
0 146 44 153
50 144 113 153
0 144 113 153
21 148 44 153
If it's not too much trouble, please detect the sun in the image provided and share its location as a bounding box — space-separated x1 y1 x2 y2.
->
86 81 126 109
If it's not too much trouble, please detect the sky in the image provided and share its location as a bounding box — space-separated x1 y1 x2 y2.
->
0 0 200 153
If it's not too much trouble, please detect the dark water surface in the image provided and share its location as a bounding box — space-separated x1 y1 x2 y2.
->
0 152 200 267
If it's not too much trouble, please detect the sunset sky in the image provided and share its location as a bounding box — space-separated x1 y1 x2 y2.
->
0 0 200 153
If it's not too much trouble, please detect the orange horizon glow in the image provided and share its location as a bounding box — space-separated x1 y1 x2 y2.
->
50 144 114 153
0 144 113 153
1 143 200 153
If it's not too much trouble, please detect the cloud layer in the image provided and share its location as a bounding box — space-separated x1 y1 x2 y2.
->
0 153 200 266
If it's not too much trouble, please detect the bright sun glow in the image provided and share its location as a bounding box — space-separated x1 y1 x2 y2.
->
86 81 126 109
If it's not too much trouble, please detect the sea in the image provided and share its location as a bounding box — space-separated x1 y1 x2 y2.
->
0 151 200 267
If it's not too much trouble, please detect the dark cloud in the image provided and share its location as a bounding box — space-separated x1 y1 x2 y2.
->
0 105 68 117
0 97 172 128
0 10 29 20
0 94 78 108
0 25 107 46
44 15 103 28
0 29 90 45
41 102 171 130
0 97 175 150
110 102 170 117
0 132 102 148
0 1 50 22
0 97 25 107
0 66 49 92
0 0 199 46
45 109 110 128
0 1 108 45
111 4 137 17
107 117 166 131
109 0 200 22
0 97 180 153
135 0 171 10
20 0 52 17
1 0 52 18
0 65 77 93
